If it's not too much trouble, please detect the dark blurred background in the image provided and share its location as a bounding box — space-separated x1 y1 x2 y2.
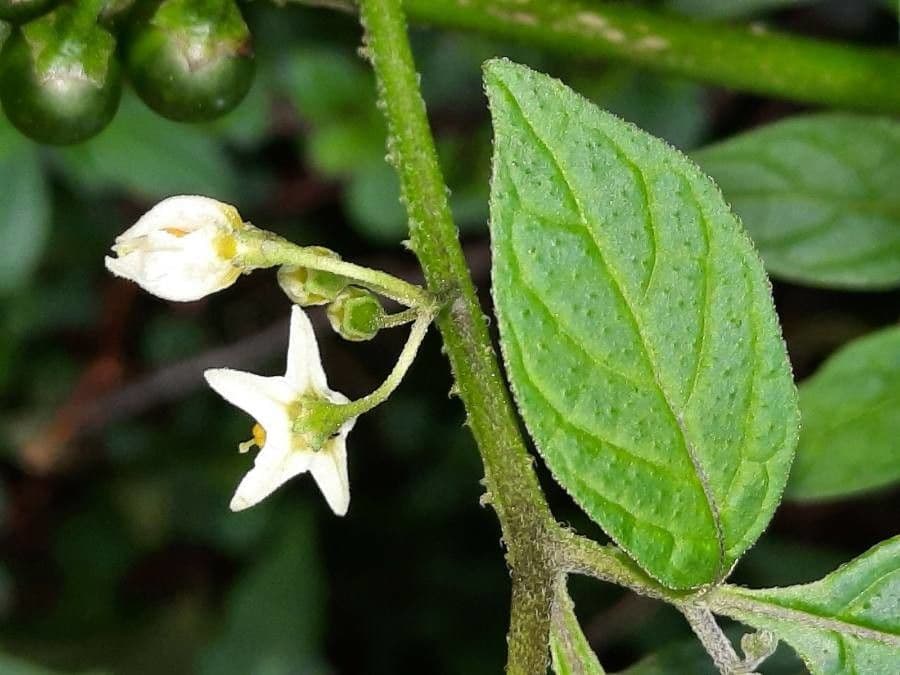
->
0 1 897 673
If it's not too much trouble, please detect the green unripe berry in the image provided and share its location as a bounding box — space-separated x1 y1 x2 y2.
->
327 287 384 342
277 247 348 306
125 0 254 122
0 2 122 144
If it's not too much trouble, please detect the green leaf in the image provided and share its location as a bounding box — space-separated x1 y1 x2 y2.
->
695 114 900 290
711 537 900 674
0 129 50 294
786 326 900 501
550 584 606 675
283 47 375 125
345 160 408 243
485 59 798 590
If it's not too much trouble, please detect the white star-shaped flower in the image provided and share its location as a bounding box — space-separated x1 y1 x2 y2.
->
204 306 355 515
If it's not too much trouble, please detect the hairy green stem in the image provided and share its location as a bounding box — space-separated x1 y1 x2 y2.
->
358 0 560 671
681 605 742 674
237 230 431 308
555 527 686 603
295 0 900 113
379 306 420 328
404 0 900 113
342 309 434 417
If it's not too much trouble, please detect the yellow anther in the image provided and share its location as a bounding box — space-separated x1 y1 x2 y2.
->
252 423 267 448
163 227 190 237
238 423 267 454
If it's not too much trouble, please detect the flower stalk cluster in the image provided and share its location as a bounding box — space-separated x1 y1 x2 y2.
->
105 194 435 515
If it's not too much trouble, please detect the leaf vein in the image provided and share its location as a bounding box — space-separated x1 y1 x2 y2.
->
504 310 711 542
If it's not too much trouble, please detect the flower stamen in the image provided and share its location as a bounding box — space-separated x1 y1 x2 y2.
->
238 422 267 453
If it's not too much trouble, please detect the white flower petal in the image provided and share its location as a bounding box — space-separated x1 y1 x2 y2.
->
309 429 352 516
230 445 315 512
285 306 330 393
105 254 138 282
119 195 239 240
106 196 243 301
107 251 240 302
204 369 295 436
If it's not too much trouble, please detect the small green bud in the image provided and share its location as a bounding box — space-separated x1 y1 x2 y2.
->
740 630 777 669
327 287 384 342
277 247 347 306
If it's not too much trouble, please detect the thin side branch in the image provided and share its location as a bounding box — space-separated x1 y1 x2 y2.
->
289 0 900 113
680 605 744 674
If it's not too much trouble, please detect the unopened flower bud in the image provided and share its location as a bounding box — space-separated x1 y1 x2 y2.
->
740 630 778 669
105 195 246 301
277 247 347 306
327 287 384 342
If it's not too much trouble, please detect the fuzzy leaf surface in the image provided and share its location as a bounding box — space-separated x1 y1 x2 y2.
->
696 115 900 290
713 537 900 674
787 325 900 501
485 59 798 589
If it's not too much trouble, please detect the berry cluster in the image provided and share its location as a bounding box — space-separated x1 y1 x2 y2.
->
0 0 254 144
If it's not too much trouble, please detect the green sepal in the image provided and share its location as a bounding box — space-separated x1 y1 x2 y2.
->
327 286 384 342
277 247 348 307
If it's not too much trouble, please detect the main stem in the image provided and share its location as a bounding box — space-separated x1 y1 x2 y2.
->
358 0 558 671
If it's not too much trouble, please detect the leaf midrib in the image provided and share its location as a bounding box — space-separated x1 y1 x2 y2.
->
716 590 900 647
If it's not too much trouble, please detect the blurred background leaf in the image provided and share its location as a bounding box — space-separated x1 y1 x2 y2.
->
787 325 900 501
0 126 50 294
696 115 900 290
198 507 326 675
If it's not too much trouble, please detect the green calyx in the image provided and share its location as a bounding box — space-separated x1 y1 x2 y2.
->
125 0 254 122
0 0 122 144
291 396 352 452
277 247 348 306
327 286 384 342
